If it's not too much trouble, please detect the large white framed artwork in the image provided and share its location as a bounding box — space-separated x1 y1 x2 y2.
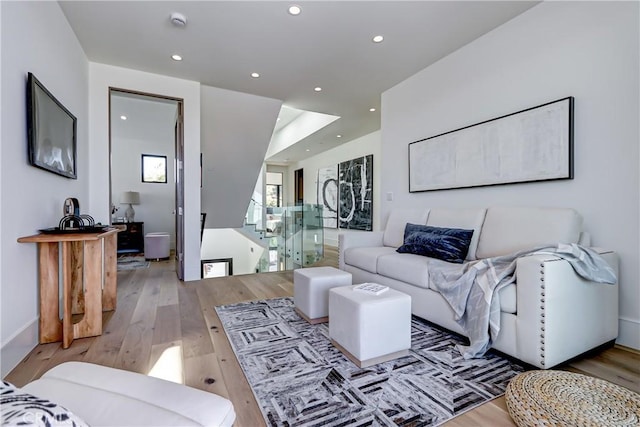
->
409 97 574 192
317 165 338 228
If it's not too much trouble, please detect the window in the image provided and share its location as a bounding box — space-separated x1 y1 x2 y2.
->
141 154 167 183
266 172 283 207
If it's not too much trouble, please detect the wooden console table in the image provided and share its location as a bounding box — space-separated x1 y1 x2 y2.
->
18 228 118 348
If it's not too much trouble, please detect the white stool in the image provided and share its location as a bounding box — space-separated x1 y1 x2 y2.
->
293 266 352 324
144 232 170 260
329 285 411 368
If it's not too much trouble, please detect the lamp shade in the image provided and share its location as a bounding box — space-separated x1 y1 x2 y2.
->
121 191 140 205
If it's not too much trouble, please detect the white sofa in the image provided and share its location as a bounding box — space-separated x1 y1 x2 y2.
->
339 206 619 369
2 362 236 426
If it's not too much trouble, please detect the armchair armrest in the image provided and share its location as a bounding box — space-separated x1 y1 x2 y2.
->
513 249 619 368
338 231 384 270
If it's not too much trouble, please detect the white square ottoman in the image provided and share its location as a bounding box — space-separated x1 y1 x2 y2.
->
294 266 352 324
329 285 411 368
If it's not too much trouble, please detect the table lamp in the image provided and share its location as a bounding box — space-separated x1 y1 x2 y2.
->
121 191 140 222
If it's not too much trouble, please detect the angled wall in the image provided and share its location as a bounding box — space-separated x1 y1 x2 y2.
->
200 86 282 229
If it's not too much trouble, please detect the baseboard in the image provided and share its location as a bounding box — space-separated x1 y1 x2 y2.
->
1 317 38 377
617 317 640 351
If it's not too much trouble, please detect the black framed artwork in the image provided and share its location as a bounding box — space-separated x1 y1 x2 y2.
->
338 154 373 231
27 72 77 179
201 258 233 278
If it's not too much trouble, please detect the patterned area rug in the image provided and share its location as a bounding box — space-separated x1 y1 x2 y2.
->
116 255 150 271
215 297 524 427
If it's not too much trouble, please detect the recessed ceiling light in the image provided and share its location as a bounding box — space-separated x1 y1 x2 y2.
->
336 135 342 138
120 115 127 120
372 35 384 43
288 5 301 15
251 72 260 78
277 117 281 121
305 149 310 152
369 108 376 112
314 87 322 92
171 54 183 61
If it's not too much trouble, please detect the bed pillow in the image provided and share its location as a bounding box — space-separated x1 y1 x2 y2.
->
396 223 474 263
0 380 88 426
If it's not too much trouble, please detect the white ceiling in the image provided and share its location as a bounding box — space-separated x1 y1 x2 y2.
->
59 1 538 163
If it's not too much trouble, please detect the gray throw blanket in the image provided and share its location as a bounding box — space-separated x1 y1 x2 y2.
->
428 243 617 359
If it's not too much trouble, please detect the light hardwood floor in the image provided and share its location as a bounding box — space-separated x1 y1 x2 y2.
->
6 246 638 426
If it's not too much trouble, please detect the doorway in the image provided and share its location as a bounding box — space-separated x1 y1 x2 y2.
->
294 168 304 206
109 89 184 276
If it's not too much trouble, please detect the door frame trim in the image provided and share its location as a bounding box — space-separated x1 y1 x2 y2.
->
108 88 185 278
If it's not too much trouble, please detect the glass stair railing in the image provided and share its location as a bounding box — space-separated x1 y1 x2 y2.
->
252 204 324 273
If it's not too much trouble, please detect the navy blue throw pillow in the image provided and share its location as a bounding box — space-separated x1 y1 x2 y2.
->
396 223 474 263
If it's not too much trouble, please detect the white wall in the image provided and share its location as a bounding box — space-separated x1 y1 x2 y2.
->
88 64 202 280
381 2 639 349
288 131 382 247
1 1 89 375
200 229 264 276
200 85 282 229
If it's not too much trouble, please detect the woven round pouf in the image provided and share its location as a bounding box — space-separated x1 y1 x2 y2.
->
505 370 640 427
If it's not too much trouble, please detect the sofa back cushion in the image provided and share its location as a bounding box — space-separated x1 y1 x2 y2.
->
426 208 487 260
383 208 430 247
476 206 583 259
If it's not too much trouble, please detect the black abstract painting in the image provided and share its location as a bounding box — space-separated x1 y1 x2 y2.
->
338 154 373 230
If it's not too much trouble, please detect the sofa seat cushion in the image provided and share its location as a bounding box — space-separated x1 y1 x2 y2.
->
425 257 517 312
377 252 431 289
499 283 516 314
21 362 236 427
343 246 397 274
421 257 468 291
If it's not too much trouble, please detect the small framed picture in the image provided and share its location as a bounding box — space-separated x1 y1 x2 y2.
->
141 154 167 183
201 258 233 278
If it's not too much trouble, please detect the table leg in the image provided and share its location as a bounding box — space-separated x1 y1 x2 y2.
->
73 239 103 340
38 242 62 344
103 233 117 311
70 240 85 315
61 242 74 349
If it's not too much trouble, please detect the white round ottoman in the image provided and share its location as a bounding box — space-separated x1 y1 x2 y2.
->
329 285 411 368
144 232 170 260
293 266 352 324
